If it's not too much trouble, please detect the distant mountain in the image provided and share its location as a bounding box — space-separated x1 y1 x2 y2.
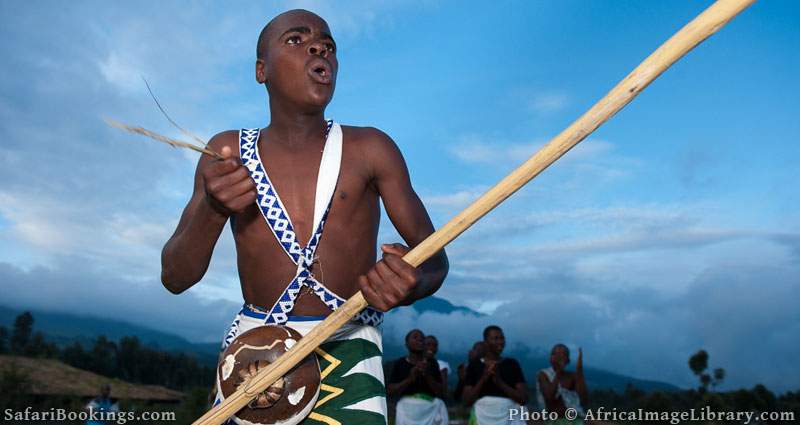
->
0 305 219 367
0 301 677 392
410 296 484 316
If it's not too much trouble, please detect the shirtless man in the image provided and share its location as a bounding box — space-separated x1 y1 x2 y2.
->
160 9 448 424
536 344 588 423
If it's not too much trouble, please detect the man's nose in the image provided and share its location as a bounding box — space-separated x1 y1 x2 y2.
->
307 40 329 57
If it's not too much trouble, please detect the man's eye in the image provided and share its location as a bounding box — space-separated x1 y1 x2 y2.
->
286 36 302 44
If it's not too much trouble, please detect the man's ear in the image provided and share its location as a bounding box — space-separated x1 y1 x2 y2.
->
255 59 267 84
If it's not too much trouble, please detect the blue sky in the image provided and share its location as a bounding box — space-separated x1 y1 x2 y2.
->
1 1 798 392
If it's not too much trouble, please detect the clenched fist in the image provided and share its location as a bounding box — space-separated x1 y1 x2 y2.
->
202 145 257 216
358 243 422 312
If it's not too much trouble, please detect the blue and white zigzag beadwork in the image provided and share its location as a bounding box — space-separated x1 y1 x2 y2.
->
238 122 383 328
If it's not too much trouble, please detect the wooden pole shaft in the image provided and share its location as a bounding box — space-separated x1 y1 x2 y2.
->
194 1 756 423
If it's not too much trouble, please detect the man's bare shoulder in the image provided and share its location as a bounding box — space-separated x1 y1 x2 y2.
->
340 125 403 161
193 130 240 171
207 130 240 153
342 125 396 149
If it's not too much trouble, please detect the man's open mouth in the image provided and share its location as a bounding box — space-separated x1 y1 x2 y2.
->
308 59 332 85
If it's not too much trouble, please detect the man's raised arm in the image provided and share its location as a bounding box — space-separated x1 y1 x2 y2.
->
356 128 449 311
161 132 256 293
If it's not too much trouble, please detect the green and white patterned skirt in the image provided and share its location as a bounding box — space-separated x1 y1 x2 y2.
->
215 309 387 425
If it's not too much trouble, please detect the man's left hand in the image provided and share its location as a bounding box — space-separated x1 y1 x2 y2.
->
358 243 421 312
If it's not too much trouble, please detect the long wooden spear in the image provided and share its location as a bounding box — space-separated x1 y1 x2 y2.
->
195 0 756 423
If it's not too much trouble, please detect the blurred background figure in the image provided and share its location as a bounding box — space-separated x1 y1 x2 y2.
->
85 383 119 425
463 325 527 424
388 329 448 425
425 335 449 397
454 341 486 402
536 344 588 424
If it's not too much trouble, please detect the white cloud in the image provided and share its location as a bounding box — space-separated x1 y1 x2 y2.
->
474 299 508 315
0 191 79 252
436 201 798 301
422 186 488 211
447 135 627 181
529 92 569 113
0 187 240 292
98 51 144 94
448 135 539 165
0 260 240 343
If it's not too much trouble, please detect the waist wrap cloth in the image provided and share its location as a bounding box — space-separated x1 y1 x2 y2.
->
469 395 526 425
214 306 388 425
395 393 448 425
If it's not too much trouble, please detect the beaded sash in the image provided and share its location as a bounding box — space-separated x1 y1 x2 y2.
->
234 121 383 335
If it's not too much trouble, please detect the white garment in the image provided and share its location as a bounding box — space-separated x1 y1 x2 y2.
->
472 396 525 425
437 359 450 373
395 396 449 425
535 367 585 416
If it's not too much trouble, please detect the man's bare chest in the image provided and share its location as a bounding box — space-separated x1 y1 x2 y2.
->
234 148 375 244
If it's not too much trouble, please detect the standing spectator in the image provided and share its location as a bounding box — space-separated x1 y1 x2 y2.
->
536 344 588 423
463 325 527 424
425 335 449 396
85 383 119 425
388 329 448 425
455 341 486 402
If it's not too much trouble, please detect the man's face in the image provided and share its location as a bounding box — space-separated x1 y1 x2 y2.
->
425 336 438 358
484 329 505 356
406 330 425 353
550 345 569 371
258 11 338 110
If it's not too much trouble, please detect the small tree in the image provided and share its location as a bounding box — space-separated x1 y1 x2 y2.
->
61 341 91 370
688 349 725 393
10 312 34 354
712 368 725 389
688 350 708 376
624 383 645 407
25 331 58 358
90 336 118 377
0 326 8 354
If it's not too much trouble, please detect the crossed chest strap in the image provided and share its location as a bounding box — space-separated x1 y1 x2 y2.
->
237 121 383 327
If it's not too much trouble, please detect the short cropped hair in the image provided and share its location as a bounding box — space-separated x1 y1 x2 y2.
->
483 325 502 340
553 343 570 359
406 329 423 342
256 22 271 60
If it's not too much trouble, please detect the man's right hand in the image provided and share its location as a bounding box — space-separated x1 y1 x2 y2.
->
481 361 496 381
202 145 257 216
409 364 423 381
